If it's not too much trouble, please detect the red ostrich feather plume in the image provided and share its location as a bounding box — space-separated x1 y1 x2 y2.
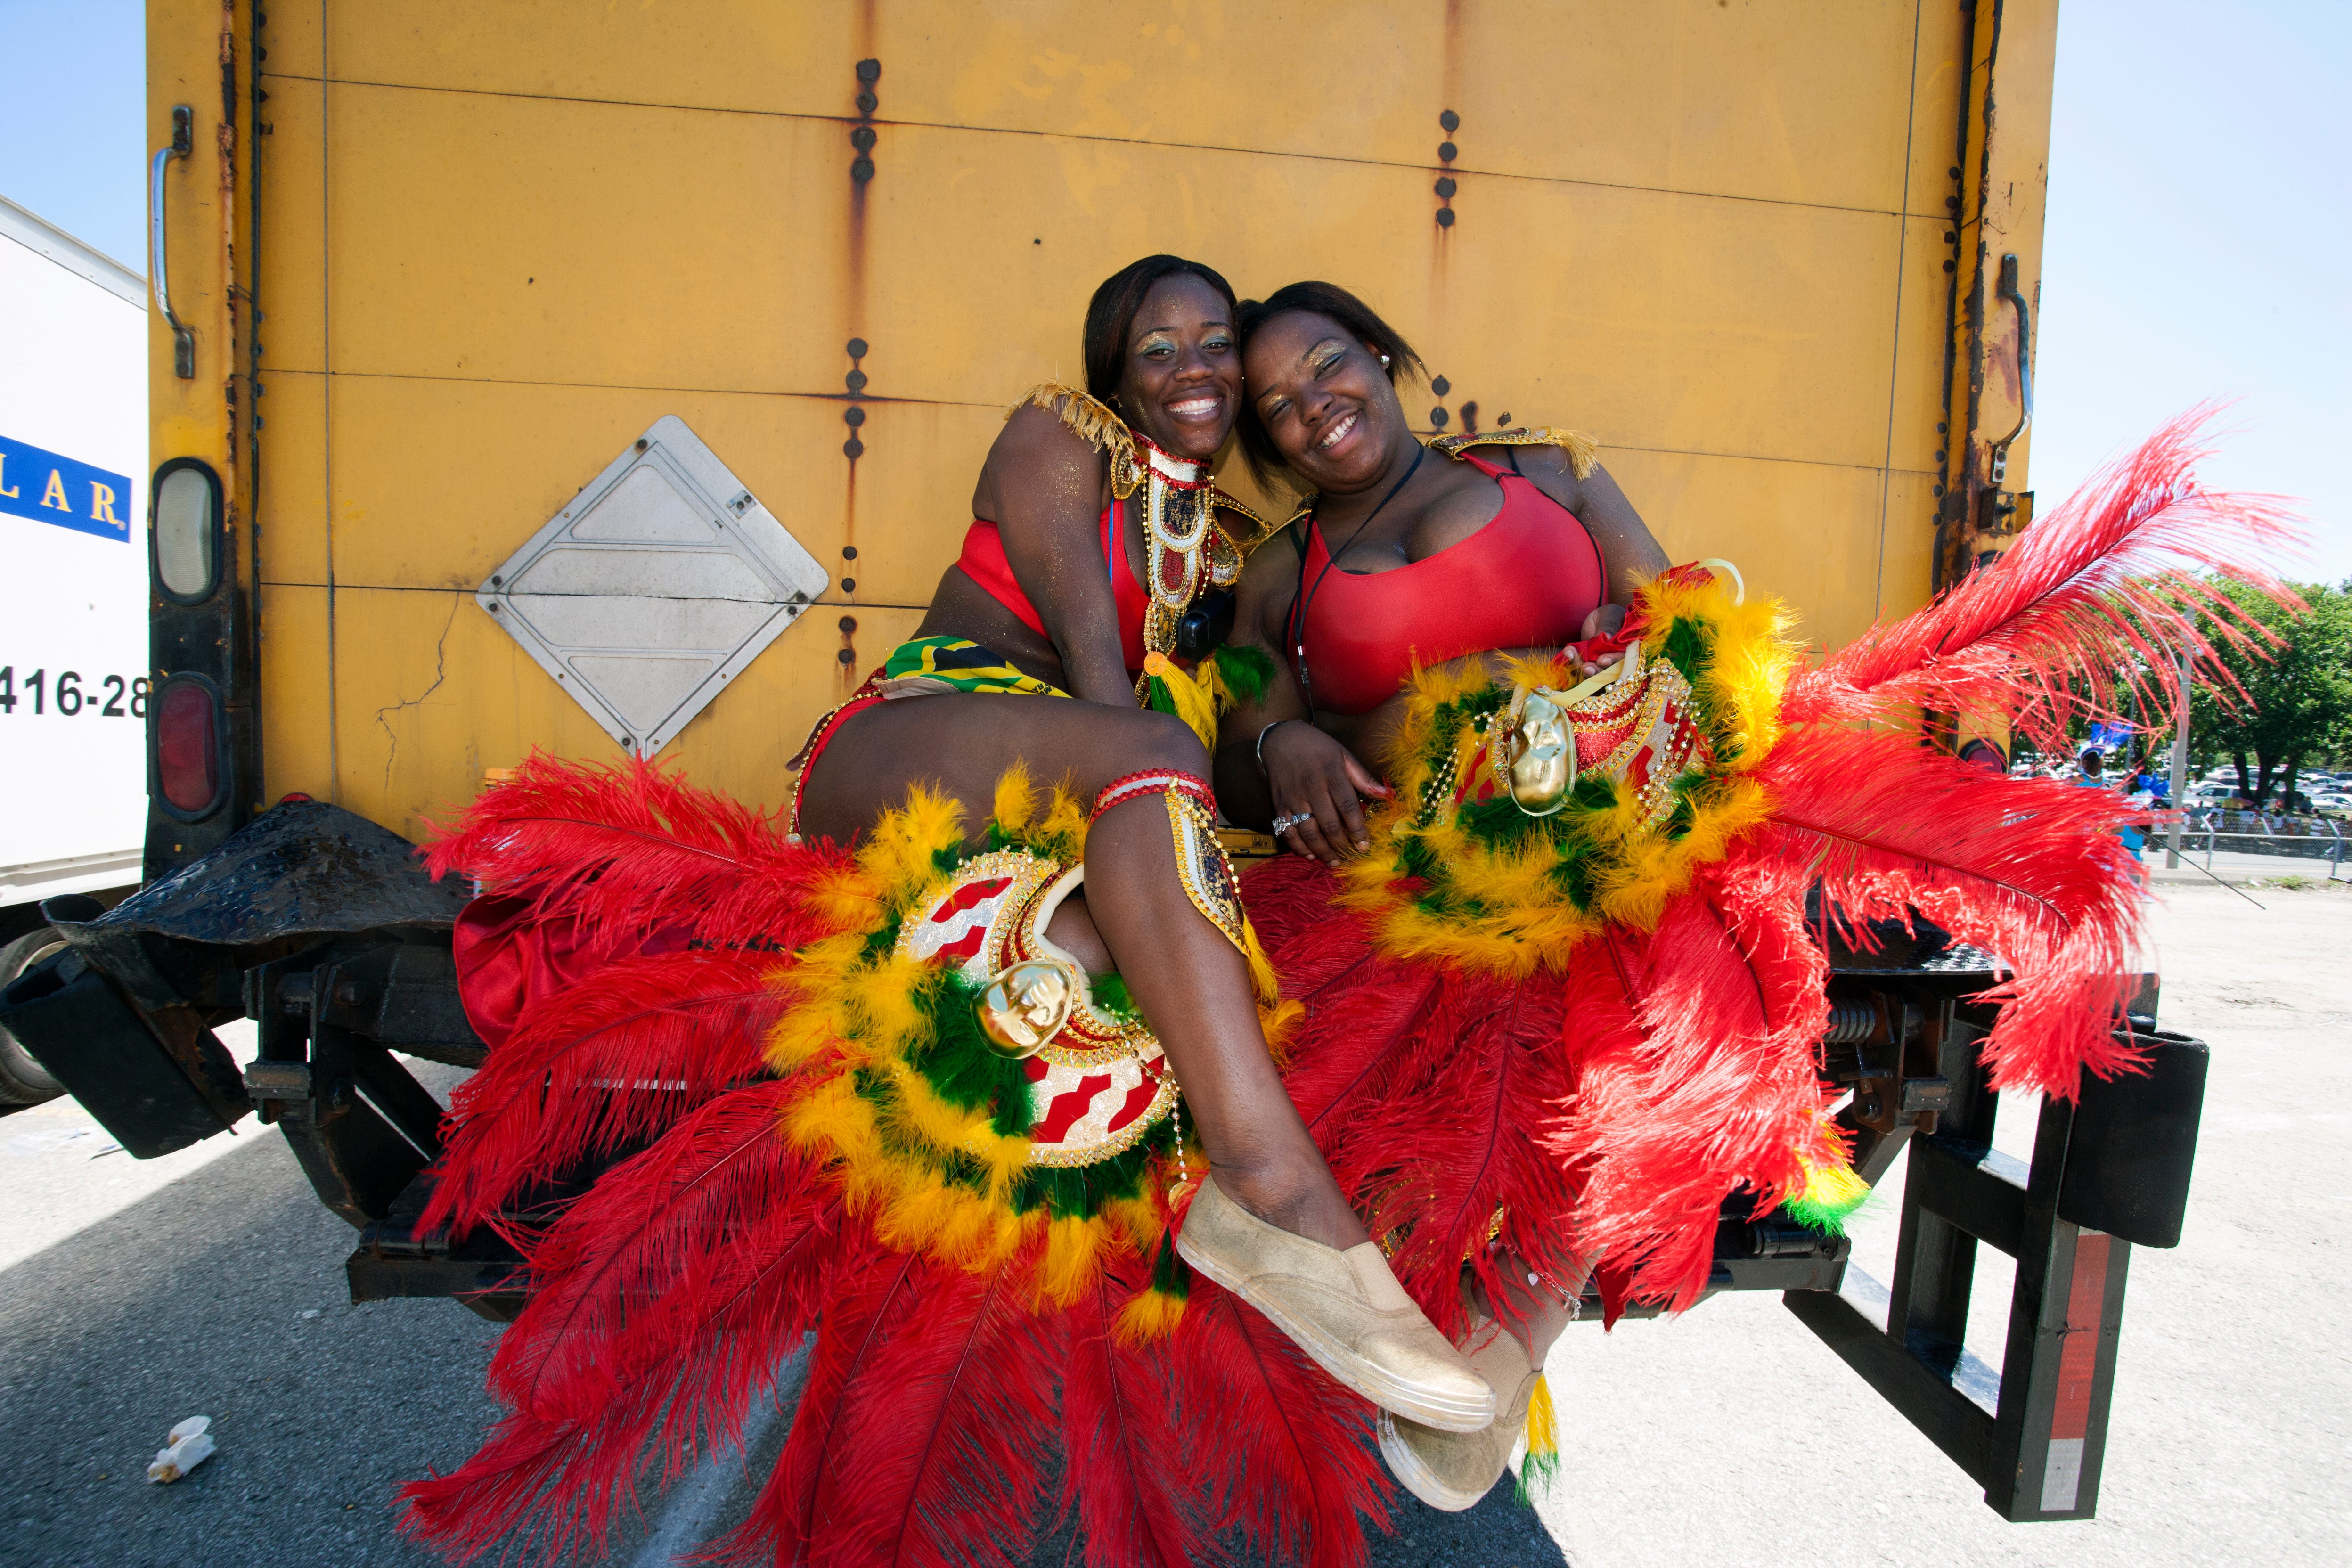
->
1163 1282 1391 1568
401 1079 846 1565
1549 884 1829 1311
713 1246 1062 1568
1055 1258 1206 1568
425 751 854 956
1748 724 2150 1094
1787 406 2303 749
419 946 787 1239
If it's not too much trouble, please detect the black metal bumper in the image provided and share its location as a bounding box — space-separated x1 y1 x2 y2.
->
0 798 479 1200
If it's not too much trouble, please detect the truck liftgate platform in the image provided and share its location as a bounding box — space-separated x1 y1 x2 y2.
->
0 801 2206 1526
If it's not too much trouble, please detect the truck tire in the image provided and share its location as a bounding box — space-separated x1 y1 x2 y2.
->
0 927 70 1106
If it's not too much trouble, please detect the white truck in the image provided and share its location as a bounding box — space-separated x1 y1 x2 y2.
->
0 195 150 1105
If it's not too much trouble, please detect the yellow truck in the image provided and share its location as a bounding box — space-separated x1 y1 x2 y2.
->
0 0 2210 1530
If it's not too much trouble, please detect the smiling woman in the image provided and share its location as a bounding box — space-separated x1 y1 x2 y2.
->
402 258 1503 1567
1202 281 2295 1513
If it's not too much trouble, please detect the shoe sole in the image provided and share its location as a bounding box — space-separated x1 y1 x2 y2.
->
1176 1231 1496 1433
1375 1411 1493 1512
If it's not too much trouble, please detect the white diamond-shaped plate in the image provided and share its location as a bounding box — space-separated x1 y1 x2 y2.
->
478 415 826 755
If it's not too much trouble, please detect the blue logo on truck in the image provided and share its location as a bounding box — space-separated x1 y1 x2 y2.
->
0 433 134 543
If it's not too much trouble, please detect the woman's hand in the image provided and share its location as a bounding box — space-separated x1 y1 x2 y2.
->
1261 720 1392 864
1572 603 1629 680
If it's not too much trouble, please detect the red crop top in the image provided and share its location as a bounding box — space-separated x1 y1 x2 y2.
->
1292 449 1606 715
954 499 1150 677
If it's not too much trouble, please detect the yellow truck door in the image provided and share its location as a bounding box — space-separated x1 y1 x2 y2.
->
138 0 2048 859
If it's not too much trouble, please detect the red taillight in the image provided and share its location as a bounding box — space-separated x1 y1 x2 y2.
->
155 680 220 814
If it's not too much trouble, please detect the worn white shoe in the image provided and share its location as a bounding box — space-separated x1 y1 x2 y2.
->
1376 1315 1543 1511
1176 1172 1496 1433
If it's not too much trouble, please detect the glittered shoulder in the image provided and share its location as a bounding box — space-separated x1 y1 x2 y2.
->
1429 426 1601 481
1007 382 1137 469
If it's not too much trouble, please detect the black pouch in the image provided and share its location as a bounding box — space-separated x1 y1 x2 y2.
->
1172 589 1236 662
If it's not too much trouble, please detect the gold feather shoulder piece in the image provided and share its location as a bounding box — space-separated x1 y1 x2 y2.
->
1429 425 1601 480
1209 490 1310 559
1008 381 1136 467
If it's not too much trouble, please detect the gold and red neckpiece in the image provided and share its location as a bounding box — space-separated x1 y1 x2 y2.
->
1009 383 1283 683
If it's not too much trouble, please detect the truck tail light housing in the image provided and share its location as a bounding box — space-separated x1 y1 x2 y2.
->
152 674 226 820
151 459 222 602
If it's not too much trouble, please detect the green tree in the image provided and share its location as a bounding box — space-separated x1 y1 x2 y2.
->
2188 578 2352 806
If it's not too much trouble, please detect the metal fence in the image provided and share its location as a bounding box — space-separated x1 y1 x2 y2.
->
2164 809 2347 881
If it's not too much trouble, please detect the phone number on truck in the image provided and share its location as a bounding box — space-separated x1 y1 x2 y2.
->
0 667 150 717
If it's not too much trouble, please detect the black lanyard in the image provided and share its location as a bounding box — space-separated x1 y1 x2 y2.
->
1287 442 1427 722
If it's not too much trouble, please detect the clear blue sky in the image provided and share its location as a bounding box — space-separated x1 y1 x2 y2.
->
1 0 2344 584
2034 0 2351 587
0 1 142 265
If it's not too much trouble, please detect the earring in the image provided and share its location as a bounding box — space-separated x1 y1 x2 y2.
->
1380 354 1392 366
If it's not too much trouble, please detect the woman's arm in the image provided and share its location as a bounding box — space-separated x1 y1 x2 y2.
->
973 405 1133 707
1212 531 1390 862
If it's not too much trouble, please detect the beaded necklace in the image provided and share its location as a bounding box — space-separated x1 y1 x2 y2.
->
1111 432 1245 671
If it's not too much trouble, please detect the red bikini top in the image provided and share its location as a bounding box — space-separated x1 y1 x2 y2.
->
956 500 1150 677
1292 449 1606 715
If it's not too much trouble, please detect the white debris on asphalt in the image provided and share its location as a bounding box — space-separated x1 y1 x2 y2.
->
146 1416 215 1483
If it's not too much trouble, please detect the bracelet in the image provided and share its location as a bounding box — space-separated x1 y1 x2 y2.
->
1255 719 1298 776
1089 769 1216 822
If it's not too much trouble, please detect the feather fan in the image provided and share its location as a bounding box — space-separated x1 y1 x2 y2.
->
420 946 788 1238
1165 1282 1389 1568
1748 723 2149 1094
400 1079 843 1565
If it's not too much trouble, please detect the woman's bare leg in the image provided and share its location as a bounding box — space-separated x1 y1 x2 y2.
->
796 695 1366 1251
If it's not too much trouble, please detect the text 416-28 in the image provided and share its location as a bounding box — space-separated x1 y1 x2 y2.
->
0 667 150 718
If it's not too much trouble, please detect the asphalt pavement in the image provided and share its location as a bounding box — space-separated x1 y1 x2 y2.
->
3 881 2347 1567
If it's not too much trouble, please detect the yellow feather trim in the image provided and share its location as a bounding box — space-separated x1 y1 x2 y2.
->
1636 574 1795 772
1341 569 1799 973
992 761 1041 836
1111 1286 1189 1345
1143 650 1220 751
1038 1216 1106 1307
1524 1371 1559 1461
1258 996 1304 1066
1102 1195 1168 1257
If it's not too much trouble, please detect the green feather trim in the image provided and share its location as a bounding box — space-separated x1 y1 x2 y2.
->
1514 1448 1560 1506
1785 1183 1872 1236
909 970 1038 1139
1211 643 1275 706
1151 1229 1192 1299
1088 972 1143 1024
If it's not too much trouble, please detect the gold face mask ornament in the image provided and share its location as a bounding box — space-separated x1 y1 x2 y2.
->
1499 686 1578 817
1486 559 1745 822
977 957 1082 1058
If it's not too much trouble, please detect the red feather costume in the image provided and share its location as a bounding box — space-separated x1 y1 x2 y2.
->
402 414 2293 1567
